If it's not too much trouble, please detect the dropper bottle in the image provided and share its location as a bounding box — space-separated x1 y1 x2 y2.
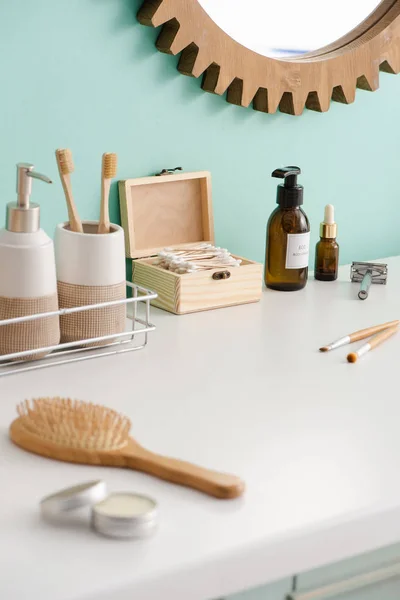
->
314 204 339 281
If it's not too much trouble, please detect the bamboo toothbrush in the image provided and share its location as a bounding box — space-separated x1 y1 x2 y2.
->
10 398 244 500
319 320 400 352
347 325 398 363
55 149 83 233
98 153 117 234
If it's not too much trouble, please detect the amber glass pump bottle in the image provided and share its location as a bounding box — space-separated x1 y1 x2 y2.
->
265 166 310 291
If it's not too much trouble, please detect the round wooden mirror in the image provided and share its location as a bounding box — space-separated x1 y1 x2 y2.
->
198 1 381 59
138 0 400 115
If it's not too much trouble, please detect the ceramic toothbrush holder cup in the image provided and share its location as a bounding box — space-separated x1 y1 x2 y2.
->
55 222 126 347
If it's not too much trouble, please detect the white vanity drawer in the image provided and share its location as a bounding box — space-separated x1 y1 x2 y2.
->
289 543 400 600
227 577 292 600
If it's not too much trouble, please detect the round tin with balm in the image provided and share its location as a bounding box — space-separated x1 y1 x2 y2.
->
40 481 158 539
92 493 158 539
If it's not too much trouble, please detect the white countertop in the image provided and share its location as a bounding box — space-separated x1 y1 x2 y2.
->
2 257 400 600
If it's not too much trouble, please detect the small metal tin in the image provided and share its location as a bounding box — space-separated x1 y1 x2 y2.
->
40 480 108 519
92 493 158 539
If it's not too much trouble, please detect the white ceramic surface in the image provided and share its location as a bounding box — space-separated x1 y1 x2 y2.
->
0 228 57 298
2 256 400 600
54 222 125 286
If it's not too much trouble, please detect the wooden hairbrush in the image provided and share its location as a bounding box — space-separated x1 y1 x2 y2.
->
9 398 244 500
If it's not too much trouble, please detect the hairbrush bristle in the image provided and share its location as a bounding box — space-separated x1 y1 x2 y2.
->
102 153 117 179
16 397 131 451
347 353 358 363
319 347 329 352
56 148 74 175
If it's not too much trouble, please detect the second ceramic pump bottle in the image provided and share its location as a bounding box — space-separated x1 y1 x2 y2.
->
265 167 310 291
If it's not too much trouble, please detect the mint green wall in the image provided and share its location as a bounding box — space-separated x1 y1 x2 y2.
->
0 0 398 265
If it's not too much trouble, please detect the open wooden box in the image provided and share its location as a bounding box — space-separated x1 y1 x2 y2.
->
119 171 262 314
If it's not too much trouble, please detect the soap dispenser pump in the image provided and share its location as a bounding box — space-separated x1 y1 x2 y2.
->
265 166 310 291
0 163 60 359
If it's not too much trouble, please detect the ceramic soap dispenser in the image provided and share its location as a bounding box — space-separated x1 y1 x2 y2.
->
0 163 60 359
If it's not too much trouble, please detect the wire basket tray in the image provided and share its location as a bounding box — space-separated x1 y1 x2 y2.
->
0 282 157 378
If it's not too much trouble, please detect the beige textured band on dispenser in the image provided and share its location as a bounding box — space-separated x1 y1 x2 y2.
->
58 281 126 347
0 294 60 360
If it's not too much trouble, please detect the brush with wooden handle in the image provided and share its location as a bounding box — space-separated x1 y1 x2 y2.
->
98 153 117 234
10 398 244 500
55 149 83 233
347 325 398 363
319 320 400 352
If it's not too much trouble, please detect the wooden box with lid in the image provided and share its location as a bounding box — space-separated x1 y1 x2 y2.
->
119 170 262 314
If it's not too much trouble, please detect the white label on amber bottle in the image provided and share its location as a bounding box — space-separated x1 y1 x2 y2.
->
285 232 310 269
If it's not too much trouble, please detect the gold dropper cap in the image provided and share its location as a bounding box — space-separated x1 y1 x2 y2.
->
320 204 337 239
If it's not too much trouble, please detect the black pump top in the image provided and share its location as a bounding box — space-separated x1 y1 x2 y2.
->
272 166 303 208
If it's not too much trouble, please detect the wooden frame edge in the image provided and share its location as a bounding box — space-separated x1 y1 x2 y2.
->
137 0 400 115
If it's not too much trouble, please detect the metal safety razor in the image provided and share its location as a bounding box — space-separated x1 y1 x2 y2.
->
350 262 388 300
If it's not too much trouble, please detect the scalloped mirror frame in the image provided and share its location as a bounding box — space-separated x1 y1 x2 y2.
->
138 0 400 115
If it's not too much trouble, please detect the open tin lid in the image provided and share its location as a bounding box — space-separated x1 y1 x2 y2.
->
119 170 215 259
40 480 108 518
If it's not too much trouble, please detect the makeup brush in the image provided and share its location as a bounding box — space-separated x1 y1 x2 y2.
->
347 325 398 363
55 149 83 233
10 397 244 500
98 153 117 234
319 320 400 352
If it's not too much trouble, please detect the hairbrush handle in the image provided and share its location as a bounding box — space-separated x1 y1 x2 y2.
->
123 443 245 499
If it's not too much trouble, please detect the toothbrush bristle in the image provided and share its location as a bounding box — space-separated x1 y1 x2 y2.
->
102 153 117 179
56 148 74 175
